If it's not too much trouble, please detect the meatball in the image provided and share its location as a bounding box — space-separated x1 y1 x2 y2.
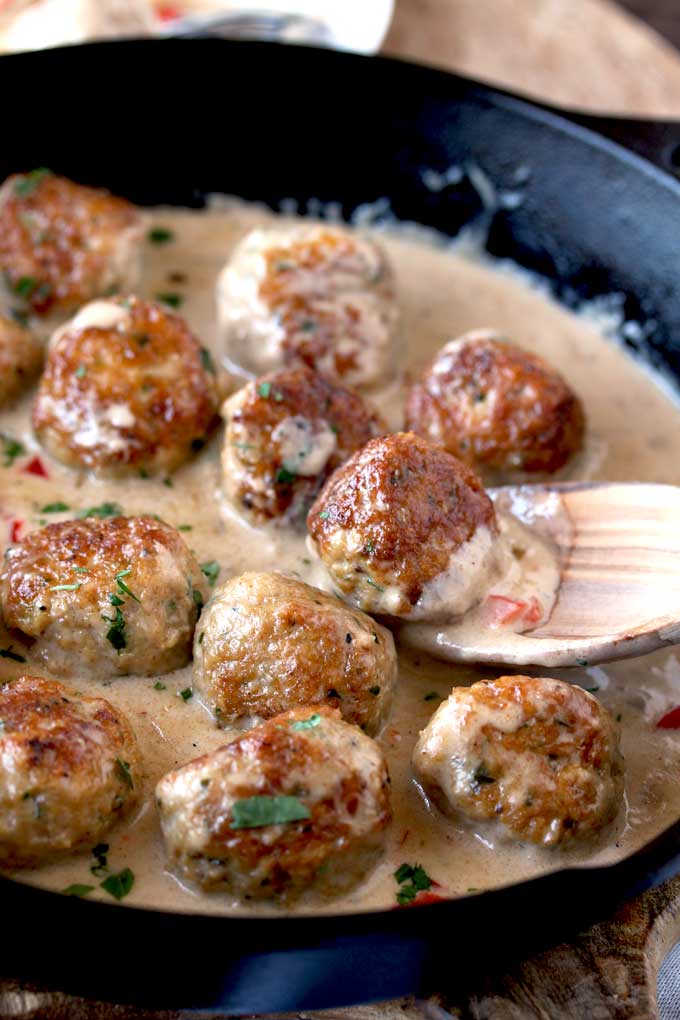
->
413 675 623 846
222 365 383 523
193 572 396 734
0 516 206 679
307 432 500 620
405 331 585 476
0 675 139 868
32 296 220 476
156 705 391 900
0 170 144 316
0 314 43 406
216 223 399 389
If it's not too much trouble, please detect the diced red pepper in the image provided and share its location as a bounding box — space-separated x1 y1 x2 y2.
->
395 890 448 909
9 519 24 543
657 707 680 729
485 595 527 626
155 3 183 20
22 456 48 478
523 596 543 624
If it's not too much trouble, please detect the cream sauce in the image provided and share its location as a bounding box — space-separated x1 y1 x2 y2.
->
2 199 680 916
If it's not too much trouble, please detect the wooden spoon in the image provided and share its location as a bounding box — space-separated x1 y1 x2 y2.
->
402 482 680 668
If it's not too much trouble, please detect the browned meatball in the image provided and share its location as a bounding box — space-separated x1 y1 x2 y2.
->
0 170 144 316
193 572 397 734
307 432 500 620
0 676 139 868
32 296 220 475
0 516 206 679
222 365 383 523
0 314 43 406
413 675 623 846
156 705 391 900
405 331 585 475
217 223 399 389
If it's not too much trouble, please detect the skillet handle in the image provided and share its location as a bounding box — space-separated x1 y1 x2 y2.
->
555 110 680 176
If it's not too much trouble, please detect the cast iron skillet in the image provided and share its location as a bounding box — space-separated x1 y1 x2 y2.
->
2 37 680 1016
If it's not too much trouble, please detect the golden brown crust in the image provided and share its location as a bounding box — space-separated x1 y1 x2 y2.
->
156 705 391 899
413 675 623 846
193 572 396 733
0 516 205 678
405 333 585 474
307 431 498 613
222 365 384 522
0 314 43 406
32 295 220 475
0 171 143 315
0 675 139 867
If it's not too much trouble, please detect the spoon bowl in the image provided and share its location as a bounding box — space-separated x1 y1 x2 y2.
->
402 482 680 668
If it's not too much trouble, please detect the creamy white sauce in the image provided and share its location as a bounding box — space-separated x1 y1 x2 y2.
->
1 199 680 916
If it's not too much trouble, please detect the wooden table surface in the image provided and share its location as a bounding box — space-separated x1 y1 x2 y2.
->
5 3 680 1019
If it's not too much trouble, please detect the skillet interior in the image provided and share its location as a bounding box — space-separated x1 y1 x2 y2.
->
2 37 680 1014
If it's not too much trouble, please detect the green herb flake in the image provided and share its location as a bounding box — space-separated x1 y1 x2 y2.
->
318 511 330 520
73 566 89 574
14 167 51 198
147 227 175 245
41 501 70 513
156 292 183 308
14 276 37 298
78 502 122 519
178 688 193 702
115 758 134 789
109 593 125 607
369 685 381 696
50 583 81 592
192 587 204 612
394 862 432 906
102 606 126 652
276 467 296 485
153 681 166 691
100 867 134 901
198 631 204 645
0 647 26 663
115 568 140 604
163 477 173 488
62 883 94 898
90 842 109 877
365 576 385 592
200 561 220 587
75 365 87 379
290 713 321 731
424 691 440 702
177 524 192 532
200 347 216 375
1 433 25 467
231 795 311 830
258 382 271 399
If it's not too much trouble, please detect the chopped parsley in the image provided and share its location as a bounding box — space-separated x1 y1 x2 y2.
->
365 576 385 592
115 758 134 789
50 583 81 592
115 568 140 604
153 681 167 691
1 433 25 467
318 510 330 520
230 795 310 829
200 347 216 375
200 561 220 587
90 842 109 877
78 502 122 519
62 884 94 898
156 292 183 308
276 467 296 485
14 167 52 197
0 647 26 663
394 863 432 905
177 524 192 532
163 477 173 488
191 587 204 612
258 382 271 399
147 227 175 245
14 276 37 298
41 502 70 513
424 691 440 701
73 566 89 574
102 606 126 652
75 365 87 379
178 688 193 701
100 867 135 901
290 713 321 731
